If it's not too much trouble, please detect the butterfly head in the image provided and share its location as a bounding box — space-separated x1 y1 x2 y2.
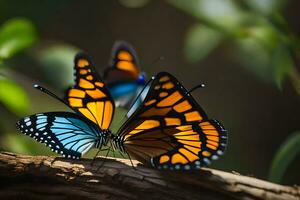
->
137 73 146 85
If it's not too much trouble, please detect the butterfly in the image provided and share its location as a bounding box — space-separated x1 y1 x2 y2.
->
16 53 114 159
16 53 227 170
103 41 148 110
111 71 227 169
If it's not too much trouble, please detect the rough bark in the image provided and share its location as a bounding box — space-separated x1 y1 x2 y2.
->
0 151 299 200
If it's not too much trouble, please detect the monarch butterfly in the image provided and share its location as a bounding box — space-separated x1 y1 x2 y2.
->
16 53 227 169
103 41 148 110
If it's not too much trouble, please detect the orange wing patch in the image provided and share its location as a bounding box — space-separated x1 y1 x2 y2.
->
185 111 202 122
78 59 89 68
65 53 115 130
159 155 170 163
165 118 181 126
118 50 133 61
79 79 94 89
171 153 189 164
157 91 183 107
174 100 192 113
159 76 170 83
114 49 140 79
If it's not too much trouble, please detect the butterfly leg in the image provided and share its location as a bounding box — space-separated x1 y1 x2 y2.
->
114 147 136 170
90 148 110 166
126 152 136 170
112 149 116 158
95 147 111 172
50 156 58 166
117 150 128 160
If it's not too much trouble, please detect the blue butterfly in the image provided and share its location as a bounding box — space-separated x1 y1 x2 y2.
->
17 53 115 159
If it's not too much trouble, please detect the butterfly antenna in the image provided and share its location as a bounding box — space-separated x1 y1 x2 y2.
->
188 83 205 93
124 76 154 119
34 84 77 112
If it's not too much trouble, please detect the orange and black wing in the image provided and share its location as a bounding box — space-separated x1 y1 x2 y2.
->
103 41 141 83
65 53 115 130
117 72 227 169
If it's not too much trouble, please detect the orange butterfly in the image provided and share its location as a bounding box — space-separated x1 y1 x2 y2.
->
111 71 227 169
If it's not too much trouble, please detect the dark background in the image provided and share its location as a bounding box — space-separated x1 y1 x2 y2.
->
0 0 299 185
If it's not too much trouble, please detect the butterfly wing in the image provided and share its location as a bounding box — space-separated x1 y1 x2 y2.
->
103 41 146 109
65 53 115 130
16 112 103 159
104 40 141 82
117 72 227 169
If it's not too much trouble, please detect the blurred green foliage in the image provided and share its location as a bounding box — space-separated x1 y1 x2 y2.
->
268 131 300 183
167 0 300 91
33 43 79 89
0 18 38 155
184 24 223 62
0 18 37 116
0 18 37 61
0 78 30 116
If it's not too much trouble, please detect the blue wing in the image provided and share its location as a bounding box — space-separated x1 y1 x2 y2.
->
108 82 141 107
16 112 102 159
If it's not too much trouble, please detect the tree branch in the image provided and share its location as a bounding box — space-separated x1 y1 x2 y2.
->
0 151 299 200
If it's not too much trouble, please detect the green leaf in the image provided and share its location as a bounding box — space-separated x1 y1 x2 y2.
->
268 131 300 183
234 21 293 86
235 35 271 80
0 18 38 60
235 34 293 86
0 78 30 115
184 24 223 63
